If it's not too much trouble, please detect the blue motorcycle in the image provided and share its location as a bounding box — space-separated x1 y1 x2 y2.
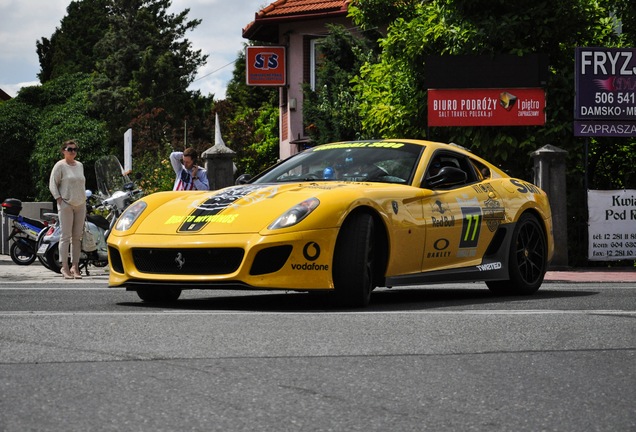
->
1 199 48 265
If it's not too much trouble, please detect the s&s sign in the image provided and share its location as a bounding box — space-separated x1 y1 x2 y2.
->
246 46 286 86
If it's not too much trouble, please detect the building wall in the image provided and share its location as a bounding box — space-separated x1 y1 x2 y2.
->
277 17 351 160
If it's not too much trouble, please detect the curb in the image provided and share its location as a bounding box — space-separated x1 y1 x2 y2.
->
2 254 635 284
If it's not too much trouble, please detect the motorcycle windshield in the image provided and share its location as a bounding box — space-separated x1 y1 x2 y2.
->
95 156 131 197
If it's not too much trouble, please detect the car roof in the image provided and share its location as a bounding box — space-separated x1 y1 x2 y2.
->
346 139 508 178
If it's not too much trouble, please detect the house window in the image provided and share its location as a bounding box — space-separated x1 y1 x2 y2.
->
309 38 325 91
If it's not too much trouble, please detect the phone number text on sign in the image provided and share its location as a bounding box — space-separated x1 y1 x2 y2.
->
588 189 636 260
575 48 636 121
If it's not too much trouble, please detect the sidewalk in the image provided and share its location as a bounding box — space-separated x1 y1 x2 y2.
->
0 253 109 284
1 253 635 284
544 268 636 283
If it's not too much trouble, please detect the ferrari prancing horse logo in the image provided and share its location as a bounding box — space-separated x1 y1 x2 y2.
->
175 252 185 270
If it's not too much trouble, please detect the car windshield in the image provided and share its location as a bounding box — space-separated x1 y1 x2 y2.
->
252 141 424 184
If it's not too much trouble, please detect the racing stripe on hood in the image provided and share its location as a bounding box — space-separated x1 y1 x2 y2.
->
178 185 271 232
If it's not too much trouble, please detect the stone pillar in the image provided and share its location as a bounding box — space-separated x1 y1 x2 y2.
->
202 145 236 191
530 144 568 269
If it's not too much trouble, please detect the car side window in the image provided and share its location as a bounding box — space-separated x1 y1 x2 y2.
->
469 158 491 180
423 151 477 189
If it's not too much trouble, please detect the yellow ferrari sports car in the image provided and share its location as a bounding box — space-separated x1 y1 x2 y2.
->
108 139 554 307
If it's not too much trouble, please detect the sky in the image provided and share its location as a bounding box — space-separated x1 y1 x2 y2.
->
0 0 265 99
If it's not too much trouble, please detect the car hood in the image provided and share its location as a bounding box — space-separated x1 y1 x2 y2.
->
132 182 376 235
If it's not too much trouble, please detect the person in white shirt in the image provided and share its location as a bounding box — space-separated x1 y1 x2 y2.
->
48 140 86 279
170 147 209 191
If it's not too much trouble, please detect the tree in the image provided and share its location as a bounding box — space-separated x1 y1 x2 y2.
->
29 73 110 201
347 0 422 31
0 73 106 202
0 100 39 201
91 0 208 150
36 0 111 82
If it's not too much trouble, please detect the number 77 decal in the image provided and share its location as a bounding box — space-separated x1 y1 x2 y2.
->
460 207 482 248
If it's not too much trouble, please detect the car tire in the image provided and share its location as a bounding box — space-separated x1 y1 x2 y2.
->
136 287 182 302
333 212 375 307
487 213 547 295
10 242 37 265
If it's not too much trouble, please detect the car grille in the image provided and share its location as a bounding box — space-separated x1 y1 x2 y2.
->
132 248 244 275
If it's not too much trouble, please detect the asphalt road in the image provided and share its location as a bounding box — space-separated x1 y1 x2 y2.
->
1 270 635 432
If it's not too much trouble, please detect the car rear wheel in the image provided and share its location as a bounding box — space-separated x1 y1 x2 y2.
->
333 212 375 307
487 213 547 295
136 286 182 302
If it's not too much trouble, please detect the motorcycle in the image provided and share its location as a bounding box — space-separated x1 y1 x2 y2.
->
35 212 58 271
1 199 49 265
37 155 142 275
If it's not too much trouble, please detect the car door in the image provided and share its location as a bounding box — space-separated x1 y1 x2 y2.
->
420 151 505 272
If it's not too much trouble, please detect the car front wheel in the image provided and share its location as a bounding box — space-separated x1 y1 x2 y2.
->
333 212 376 307
487 213 547 295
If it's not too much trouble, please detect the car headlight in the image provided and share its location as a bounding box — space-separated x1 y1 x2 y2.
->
268 198 320 230
115 201 147 232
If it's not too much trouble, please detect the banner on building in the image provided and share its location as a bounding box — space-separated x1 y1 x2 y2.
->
246 46 286 86
588 189 636 260
428 88 546 127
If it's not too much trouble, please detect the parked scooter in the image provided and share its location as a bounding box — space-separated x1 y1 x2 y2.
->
1 199 48 265
37 155 142 275
35 212 58 270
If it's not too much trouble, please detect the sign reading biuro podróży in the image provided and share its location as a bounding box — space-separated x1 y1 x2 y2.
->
574 47 636 137
588 190 636 260
428 88 546 126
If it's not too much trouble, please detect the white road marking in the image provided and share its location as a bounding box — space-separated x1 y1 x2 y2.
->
0 310 634 317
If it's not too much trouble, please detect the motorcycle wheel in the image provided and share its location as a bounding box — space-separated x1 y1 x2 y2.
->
44 245 63 274
10 242 37 265
37 252 52 270
36 235 53 270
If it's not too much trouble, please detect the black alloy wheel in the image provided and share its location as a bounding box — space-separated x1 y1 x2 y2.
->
487 213 547 295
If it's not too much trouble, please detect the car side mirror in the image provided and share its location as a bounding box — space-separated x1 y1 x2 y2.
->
236 174 252 185
426 166 467 188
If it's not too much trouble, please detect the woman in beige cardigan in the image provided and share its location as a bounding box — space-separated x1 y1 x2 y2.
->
48 140 86 279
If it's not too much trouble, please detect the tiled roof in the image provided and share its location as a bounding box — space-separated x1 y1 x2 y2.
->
243 0 350 41
256 0 349 19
